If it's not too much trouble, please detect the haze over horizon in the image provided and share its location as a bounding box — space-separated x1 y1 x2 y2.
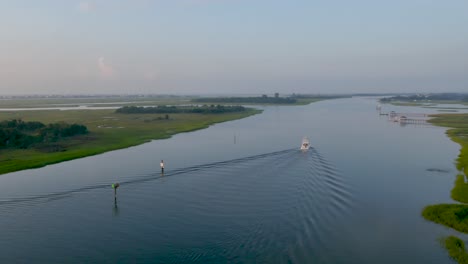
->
1 0 467 95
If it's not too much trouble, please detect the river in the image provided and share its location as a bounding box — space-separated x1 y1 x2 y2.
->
0 97 463 263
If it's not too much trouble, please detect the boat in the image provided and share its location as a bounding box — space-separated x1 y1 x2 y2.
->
300 137 310 150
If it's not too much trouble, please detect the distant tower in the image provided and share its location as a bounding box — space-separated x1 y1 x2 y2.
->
274 93 279 98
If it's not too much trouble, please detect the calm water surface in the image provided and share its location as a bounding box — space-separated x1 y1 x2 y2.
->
0 97 463 263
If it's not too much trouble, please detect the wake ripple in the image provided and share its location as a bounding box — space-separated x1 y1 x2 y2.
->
0 148 295 207
0 146 354 264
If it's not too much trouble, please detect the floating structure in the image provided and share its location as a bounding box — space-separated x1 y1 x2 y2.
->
398 116 427 124
388 112 428 124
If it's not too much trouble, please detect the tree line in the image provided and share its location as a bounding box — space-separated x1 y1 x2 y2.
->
115 105 247 114
0 119 88 149
191 96 297 104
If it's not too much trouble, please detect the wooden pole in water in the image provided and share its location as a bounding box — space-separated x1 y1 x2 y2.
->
112 183 120 201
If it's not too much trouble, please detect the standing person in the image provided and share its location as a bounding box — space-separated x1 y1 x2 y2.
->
160 160 164 174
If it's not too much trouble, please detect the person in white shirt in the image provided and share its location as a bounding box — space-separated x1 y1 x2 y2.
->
160 160 164 173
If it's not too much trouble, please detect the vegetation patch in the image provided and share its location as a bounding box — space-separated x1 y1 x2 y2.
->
453 175 468 203
0 119 88 150
444 236 468 264
422 204 468 233
430 114 468 176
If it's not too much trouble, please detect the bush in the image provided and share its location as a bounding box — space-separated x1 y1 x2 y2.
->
0 119 88 149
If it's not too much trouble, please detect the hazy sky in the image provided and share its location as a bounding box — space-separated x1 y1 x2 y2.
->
1 0 467 95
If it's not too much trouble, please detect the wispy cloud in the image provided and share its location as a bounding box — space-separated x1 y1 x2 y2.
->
98 57 115 79
77 2 94 13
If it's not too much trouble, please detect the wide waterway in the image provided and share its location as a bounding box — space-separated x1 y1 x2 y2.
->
0 97 464 263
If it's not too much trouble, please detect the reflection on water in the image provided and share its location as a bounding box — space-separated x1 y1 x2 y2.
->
113 200 120 217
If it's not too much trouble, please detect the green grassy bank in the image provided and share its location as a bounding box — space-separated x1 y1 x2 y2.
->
423 204 468 233
0 108 260 175
452 175 468 203
422 114 468 263
444 236 468 264
430 114 468 177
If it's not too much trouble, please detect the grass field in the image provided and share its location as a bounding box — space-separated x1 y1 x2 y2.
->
0 96 193 108
0 95 343 108
0 108 260 175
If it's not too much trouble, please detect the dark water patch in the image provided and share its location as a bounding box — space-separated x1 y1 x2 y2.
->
426 168 451 173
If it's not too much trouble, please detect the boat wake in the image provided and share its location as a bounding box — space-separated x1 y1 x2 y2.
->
0 148 296 207
0 146 355 263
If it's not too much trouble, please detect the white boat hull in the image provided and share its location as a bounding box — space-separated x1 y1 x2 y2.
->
300 137 310 150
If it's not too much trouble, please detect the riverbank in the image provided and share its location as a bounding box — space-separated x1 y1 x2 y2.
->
0 108 261 175
422 113 468 263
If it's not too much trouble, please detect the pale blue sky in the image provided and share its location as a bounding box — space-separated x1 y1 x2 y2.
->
0 0 467 94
